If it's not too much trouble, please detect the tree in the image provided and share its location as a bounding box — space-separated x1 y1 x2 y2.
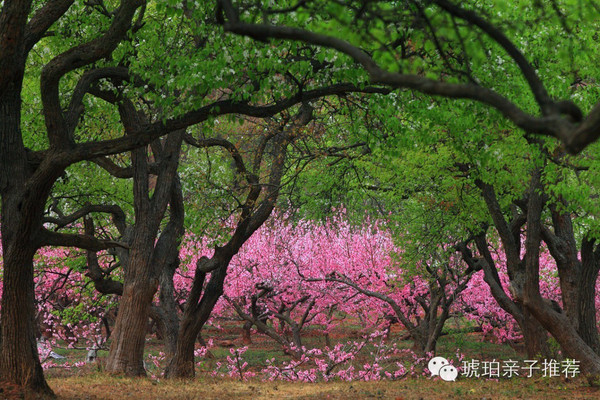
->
219 0 600 153
216 0 600 376
0 1 386 395
102 129 184 375
164 106 314 378
361 101 600 373
1 2 145 395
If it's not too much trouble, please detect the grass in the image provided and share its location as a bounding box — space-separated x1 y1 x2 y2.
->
49 374 597 399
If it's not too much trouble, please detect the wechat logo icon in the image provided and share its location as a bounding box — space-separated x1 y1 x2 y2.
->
428 357 458 381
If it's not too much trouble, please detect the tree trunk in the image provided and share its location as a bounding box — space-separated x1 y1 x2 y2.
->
104 133 182 375
424 308 449 354
472 233 552 359
410 331 428 355
165 122 298 378
165 263 228 378
291 327 303 349
0 82 54 397
523 170 600 376
0 244 55 398
242 321 253 344
558 261 600 355
526 296 600 375
164 317 200 379
157 259 181 358
578 286 600 355
521 307 550 358
105 248 158 375
578 238 600 354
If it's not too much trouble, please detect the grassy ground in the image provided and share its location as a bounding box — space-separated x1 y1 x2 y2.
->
49 374 597 400
38 319 597 399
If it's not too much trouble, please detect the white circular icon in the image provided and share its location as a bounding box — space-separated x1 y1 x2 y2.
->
439 365 458 381
428 356 449 376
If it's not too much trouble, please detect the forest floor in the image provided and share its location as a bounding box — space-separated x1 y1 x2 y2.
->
49 375 597 400
42 320 599 399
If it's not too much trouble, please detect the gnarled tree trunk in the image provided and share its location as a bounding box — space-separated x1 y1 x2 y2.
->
153 258 182 358
578 238 600 354
472 180 553 359
0 241 54 398
523 170 600 376
165 260 228 378
105 243 158 375
0 78 54 397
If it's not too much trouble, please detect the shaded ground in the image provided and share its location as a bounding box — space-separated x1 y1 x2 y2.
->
50 375 597 400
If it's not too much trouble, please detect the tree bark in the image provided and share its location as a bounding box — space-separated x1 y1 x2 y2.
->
473 182 552 359
105 244 158 375
153 176 185 359
522 169 600 375
143 237 183 359
242 321 253 344
0 78 55 397
521 307 550 358
154 258 181 358
105 132 183 375
526 296 600 375
165 262 228 378
0 242 54 398
577 238 600 354
542 206 600 356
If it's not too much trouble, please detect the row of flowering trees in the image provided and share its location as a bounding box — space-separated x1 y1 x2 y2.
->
1 212 596 378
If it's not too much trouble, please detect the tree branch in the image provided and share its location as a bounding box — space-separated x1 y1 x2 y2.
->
219 0 598 152
432 0 553 114
40 0 144 148
24 0 74 52
38 228 128 250
56 82 387 165
43 203 126 233
65 66 130 132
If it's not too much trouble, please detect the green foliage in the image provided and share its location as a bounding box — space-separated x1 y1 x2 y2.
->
273 0 600 280
49 160 134 233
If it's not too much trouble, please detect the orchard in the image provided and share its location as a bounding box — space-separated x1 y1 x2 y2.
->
2 1 600 399
0 212 597 387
